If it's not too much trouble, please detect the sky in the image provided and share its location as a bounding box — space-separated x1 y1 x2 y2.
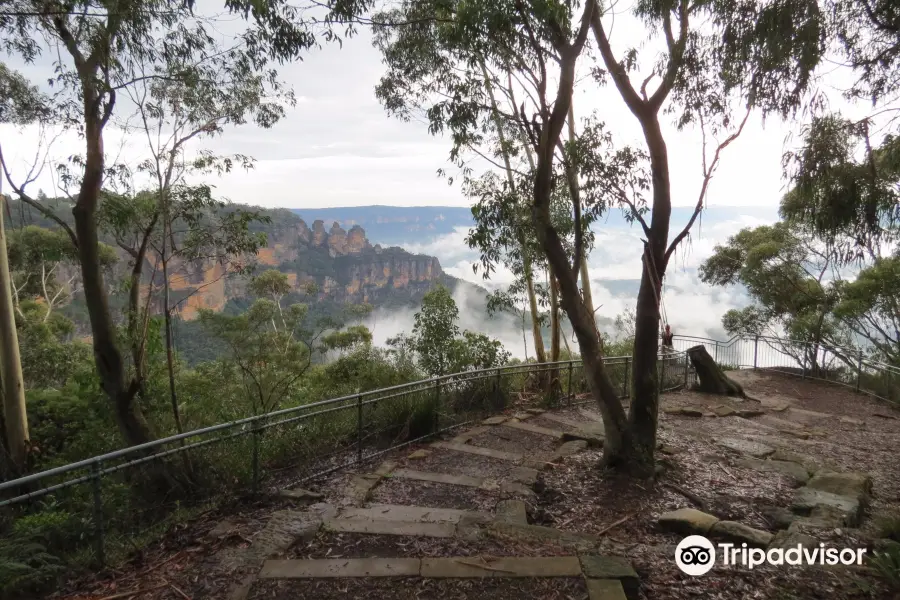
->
0 4 882 355
1 4 870 212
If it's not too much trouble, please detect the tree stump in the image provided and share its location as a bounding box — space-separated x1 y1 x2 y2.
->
687 345 745 397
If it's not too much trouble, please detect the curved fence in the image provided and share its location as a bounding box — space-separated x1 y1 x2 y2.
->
672 334 900 404
0 350 689 590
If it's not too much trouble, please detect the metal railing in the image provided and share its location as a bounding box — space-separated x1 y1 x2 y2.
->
0 349 690 584
672 334 900 404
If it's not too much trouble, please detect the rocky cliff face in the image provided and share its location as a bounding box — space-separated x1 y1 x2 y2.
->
165 218 443 320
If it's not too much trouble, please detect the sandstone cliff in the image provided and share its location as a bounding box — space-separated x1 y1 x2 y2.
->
165 218 443 320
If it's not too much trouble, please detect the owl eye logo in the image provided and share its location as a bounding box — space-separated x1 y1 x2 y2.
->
679 546 712 565
675 535 716 576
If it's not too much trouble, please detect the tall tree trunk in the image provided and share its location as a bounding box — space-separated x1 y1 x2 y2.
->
628 115 671 464
567 101 596 318
524 256 547 363
549 267 561 394
162 249 184 436
0 193 29 473
481 60 546 363
529 10 654 474
74 97 154 447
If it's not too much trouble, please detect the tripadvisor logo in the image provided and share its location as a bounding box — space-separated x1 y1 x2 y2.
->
675 535 867 575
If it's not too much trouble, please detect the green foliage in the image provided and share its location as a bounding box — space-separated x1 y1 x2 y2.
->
699 222 851 364
411 285 461 376
868 544 900 593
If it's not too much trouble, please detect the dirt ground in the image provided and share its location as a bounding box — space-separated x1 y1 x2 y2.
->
52 370 900 600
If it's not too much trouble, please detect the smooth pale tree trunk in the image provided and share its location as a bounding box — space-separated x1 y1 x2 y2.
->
528 12 654 475
567 102 596 319
0 193 29 473
481 60 546 363
627 116 670 465
75 91 154 448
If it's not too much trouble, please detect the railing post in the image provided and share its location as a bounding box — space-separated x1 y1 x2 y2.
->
623 357 630 399
251 423 260 493
434 379 441 433
714 341 719 363
856 352 863 393
357 393 363 463
91 461 105 566
822 349 828 380
567 362 573 405
753 335 759 369
496 367 502 410
683 353 689 389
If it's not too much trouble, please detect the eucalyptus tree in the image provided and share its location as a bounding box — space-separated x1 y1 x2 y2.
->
0 0 368 447
374 0 824 475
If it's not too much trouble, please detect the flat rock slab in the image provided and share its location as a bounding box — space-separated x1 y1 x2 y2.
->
587 579 628 600
496 499 528 524
343 474 382 506
791 488 862 526
502 420 565 439
806 471 872 498
714 405 737 417
526 408 546 415
278 488 324 503
545 440 588 468
339 504 474 524
407 449 431 460
541 412 590 429
420 556 581 578
260 558 421 579
663 407 703 417
578 408 604 422
716 437 775 458
658 508 719 535
482 416 508 426
710 520 774 548
392 468 487 489
374 460 398 477
563 424 605 447
324 518 457 538
580 556 639 599
451 426 490 444
431 441 523 462
512 411 534 421
734 458 810 486
769 531 819 551
511 466 539 485
488 520 601 549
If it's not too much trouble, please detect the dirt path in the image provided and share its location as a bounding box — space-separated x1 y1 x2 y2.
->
54 372 900 600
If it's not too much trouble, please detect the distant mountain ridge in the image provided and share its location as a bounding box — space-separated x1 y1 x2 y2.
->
291 205 779 246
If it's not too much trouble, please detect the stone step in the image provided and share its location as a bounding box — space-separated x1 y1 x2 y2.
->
323 518 457 537
339 504 480 524
540 413 589 429
431 441 524 462
578 408 604 422
451 425 491 444
260 555 584 579
391 467 497 490
420 556 582 578
502 420 566 439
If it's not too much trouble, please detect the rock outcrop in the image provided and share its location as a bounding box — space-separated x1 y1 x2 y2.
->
157 218 444 320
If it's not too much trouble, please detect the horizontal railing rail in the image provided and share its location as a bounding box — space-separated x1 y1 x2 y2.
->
673 334 900 403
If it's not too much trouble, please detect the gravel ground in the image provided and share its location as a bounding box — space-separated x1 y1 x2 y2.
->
289 531 573 559
399 445 519 480
467 428 559 456
371 477 497 512
248 576 588 600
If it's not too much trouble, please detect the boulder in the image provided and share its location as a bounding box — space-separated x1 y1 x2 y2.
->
791 488 863 527
759 505 796 530
806 471 872 498
710 520 774 548
716 437 775 458
714 405 737 417
658 508 719 535
768 530 819 550
734 458 810 486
